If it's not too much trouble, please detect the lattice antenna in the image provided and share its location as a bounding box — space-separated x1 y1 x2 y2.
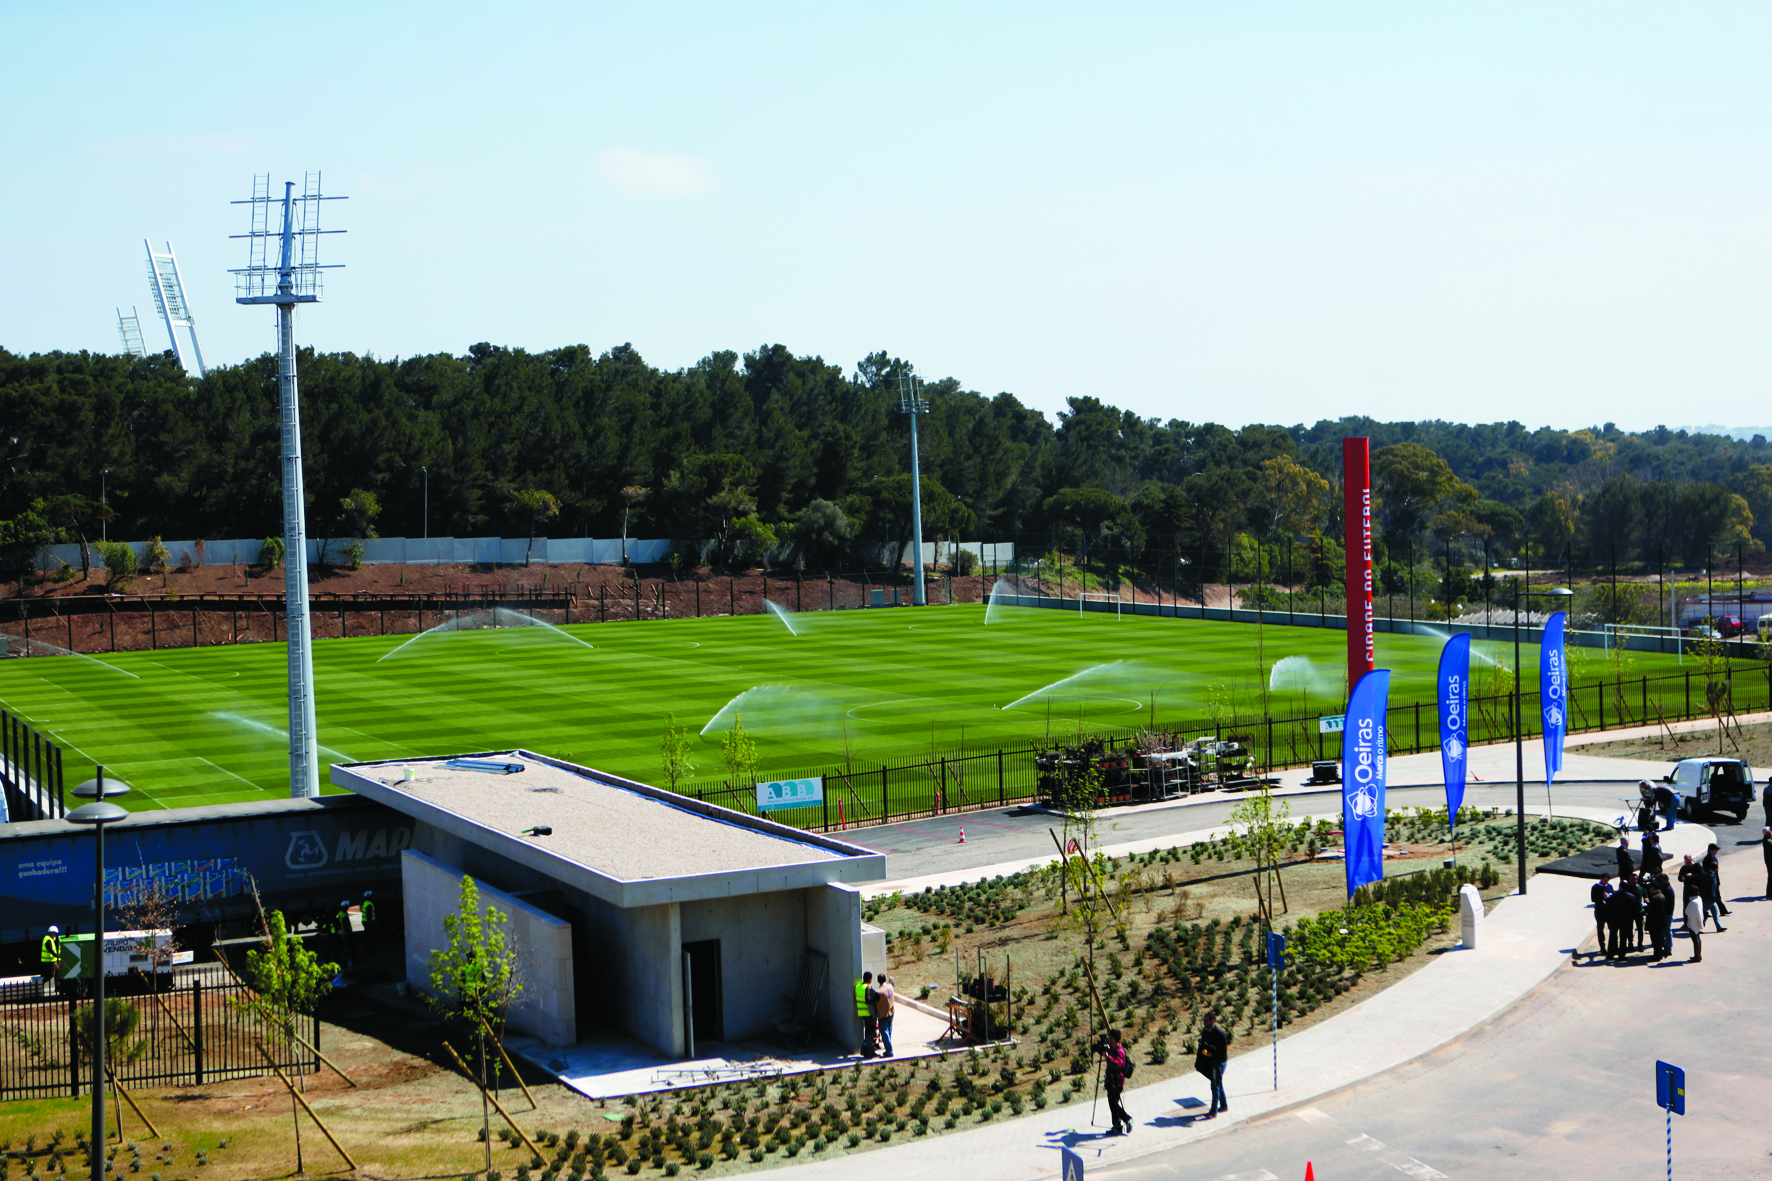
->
229 171 346 800
116 307 147 358
143 241 207 376
229 170 345 303
895 370 932 605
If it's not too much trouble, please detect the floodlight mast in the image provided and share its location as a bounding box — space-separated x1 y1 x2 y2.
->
895 372 931 606
144 241 207 376
116 307 147 358
230 173 346 799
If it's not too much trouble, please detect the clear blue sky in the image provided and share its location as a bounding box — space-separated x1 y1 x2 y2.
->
4 2 1768 432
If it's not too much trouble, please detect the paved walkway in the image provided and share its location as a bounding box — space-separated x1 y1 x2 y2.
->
771 806 1719 1181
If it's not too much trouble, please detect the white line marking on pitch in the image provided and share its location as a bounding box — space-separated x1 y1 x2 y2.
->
1346 1133 1447 1178
198 756 262 790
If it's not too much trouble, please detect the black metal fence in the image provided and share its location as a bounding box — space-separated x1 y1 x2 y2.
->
0 979 315 1101
678 662 1772 833
1 708 64 821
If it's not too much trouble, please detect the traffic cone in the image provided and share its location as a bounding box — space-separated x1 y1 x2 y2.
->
1304 1164 1315 1181
958 827 966 843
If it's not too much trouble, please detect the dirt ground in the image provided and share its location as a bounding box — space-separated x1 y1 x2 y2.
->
1578 719 1772 771
0 814 1608 1181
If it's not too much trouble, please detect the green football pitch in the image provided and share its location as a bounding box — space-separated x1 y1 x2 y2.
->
0 604 1682 812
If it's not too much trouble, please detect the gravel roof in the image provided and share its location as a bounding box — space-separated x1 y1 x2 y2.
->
351 753 847 881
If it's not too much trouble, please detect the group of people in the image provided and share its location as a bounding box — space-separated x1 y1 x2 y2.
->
1592 833 1730 964
1092 1012 1229 1135
853 970 896 1058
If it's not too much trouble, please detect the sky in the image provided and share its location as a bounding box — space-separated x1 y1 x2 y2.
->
4 2 1770 434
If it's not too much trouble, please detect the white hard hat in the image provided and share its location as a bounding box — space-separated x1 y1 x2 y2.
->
48 925 60 934
363 890 373 898
341 900 351 907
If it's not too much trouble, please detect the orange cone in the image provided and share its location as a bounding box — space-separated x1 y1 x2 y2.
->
1304 1164 1315 1181
958 827 966 843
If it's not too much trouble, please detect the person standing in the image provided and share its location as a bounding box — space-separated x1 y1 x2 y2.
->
1099 1028 1132 1135
1684 891 1704 964
1645 877 1674 961
360 890 378 949
1640 831 1665 881
870 973 896 1058
1614 837 1635 884
40 925 61 992
335 899 357 964
1701 843 1731 919
1605 885 1636 961
854 971 876 1058
1197 1011 1230 1117
1762 827 1772 898
1589 875 1613 960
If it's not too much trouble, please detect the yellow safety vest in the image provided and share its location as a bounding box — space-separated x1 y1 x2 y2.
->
854 979 870 1016
41 934 60 965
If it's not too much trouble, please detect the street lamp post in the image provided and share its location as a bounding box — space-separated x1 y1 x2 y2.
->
100 469 109 542
66 768 131 1174
422 466 429 540
1512 582 1573 895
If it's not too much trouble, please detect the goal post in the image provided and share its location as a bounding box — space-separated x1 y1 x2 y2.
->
1078 591 1122 620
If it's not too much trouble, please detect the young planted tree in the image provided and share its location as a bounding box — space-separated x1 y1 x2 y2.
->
661 713 695 793
1229 787 1293 926
236 910 338 1170
94 540 138 591
721 715 759 789
427 875 523 1173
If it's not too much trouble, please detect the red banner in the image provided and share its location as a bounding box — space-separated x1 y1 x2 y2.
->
1343 437 1374 693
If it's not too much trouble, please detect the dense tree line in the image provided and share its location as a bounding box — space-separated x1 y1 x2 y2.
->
1 343 1766 577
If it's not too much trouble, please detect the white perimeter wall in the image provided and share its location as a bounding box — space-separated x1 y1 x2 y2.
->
401 849 577 1046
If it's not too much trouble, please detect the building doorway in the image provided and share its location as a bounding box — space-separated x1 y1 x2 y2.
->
681 939 723 1050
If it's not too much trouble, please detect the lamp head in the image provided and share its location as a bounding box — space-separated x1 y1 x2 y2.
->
67 800 130 825
72 777 131 800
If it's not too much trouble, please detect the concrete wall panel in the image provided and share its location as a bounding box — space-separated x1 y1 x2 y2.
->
401 849 576 1046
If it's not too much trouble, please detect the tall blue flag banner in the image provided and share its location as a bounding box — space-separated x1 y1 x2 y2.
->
1540 611 1567 786
1437 634 1471 836
1341 669 1391 897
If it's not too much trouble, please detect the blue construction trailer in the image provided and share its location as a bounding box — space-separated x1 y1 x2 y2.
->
0 794 409 974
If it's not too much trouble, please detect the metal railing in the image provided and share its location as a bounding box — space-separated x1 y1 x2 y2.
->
0 978 315 1101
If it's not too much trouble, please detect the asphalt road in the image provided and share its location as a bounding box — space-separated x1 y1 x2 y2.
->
853 782 1768 884
1083 838 1772 1181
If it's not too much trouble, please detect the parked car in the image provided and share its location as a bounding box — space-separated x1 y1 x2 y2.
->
1684 624 1723 641
1664 758 1757 822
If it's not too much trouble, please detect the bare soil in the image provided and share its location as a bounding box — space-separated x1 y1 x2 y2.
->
1577 719 1772 772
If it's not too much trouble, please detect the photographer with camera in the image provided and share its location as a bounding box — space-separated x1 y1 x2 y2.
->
1093 1028 1133 1135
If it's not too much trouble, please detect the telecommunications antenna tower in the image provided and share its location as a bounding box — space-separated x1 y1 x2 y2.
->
116 307 147 358
229 172 346 799
895 371 931 606
144 241 207 376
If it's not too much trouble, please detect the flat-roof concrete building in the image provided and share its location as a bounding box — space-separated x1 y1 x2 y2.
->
330 751 884 1058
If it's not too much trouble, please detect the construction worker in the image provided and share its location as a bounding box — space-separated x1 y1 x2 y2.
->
40 926 61 992
336 900 356 964
360 890 378 948
855 970 877 1058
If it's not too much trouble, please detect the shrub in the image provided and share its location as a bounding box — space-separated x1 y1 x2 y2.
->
258 536 285 569
96 541 137 591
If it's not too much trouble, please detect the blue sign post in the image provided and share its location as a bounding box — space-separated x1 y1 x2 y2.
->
1059 1147 1084 1181
1437 634 1470 846
1340 670 1392 897
1266 932 1286 1091
1655 1060 1685 1180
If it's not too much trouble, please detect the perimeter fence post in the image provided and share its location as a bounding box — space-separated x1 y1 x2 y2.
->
998 751 1005 805
193 979 204 1085
881 767 889 825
